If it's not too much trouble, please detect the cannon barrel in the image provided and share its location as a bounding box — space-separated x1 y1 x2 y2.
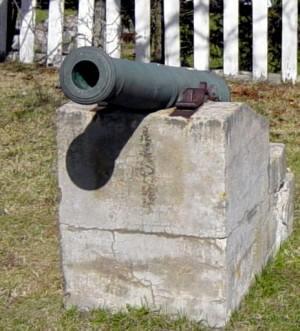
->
60 47 230 110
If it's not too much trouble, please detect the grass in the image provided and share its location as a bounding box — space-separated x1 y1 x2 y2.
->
0 62 299 330
36 9 77 24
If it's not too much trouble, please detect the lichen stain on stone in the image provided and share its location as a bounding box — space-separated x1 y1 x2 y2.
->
143 256 225 298
68 254 225 303
206 119 223 129
189 120 223 143
139 126 157 213
104 282 129 297
165 117 187 129
69 256 151 297
157 139 184 206
246 205 258 222
234 258 242 280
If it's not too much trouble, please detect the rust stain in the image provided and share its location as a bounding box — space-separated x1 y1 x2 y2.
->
170 108 198 119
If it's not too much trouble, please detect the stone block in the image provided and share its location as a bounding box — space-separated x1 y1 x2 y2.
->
57 102 269 239
269 143 286 194
273 171 295 251
61 224 228 326
57 101 294 328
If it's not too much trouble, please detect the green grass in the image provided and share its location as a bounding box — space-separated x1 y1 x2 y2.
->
36 9 77 24
0 63 299 330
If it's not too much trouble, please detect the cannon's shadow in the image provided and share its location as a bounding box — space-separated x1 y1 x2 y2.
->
66 107 149 190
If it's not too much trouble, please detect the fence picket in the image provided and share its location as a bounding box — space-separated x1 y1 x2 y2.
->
282 0 298 82
47 0 64 66
105 0 121 58
193 0 209 70
3 0 299 83
252 0 268 80
135 0 151 62
163 0 180 67
20 0 36 63
223 0 239 76
78 0 95 47
0 0 8 60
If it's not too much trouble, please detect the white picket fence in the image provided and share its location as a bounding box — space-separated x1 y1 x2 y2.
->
0 0 298 82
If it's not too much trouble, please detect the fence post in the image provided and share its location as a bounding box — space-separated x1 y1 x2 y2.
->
282 0 298 83
78 0 95 47
47 0 64 66
20 0 36 63
0 0 8 60
223 0 239 76
252 0 268 80
163 0 180 67
193 0 209 70
105 0 121 58
135 0 151 62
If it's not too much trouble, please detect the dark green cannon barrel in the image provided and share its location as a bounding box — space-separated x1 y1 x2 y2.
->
60 47 230 110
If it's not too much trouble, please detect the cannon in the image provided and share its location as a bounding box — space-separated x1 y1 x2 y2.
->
60 47 230 111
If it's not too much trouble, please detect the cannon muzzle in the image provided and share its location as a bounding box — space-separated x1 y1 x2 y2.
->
60 47 230 110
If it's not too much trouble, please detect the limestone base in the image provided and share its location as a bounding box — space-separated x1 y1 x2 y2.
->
57 102 294 328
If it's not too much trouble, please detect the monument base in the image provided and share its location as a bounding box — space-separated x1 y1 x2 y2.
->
57 102 294 328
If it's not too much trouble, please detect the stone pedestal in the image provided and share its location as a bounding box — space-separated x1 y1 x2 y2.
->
57 102 294 328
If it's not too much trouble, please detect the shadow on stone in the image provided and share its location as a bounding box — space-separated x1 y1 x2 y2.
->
66 106 148 190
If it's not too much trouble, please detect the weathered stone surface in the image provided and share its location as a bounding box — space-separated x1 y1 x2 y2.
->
61 224 228 327
57 101 294 328
226 198 267 311
57 102 269 239
273 171 295 251
269 143 286 194
225 104 269 235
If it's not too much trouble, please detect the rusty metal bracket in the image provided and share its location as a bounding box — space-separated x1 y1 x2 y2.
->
175 82 208 110
171 82 218 118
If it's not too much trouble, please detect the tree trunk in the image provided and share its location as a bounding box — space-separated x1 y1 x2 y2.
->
93 0 105 48
152 0 163 62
